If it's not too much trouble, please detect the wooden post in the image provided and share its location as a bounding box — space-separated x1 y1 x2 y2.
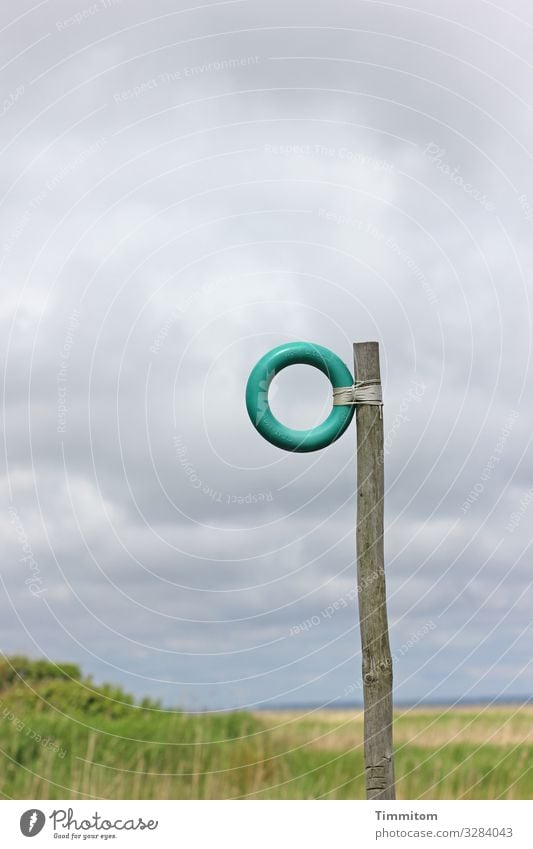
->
354 341 395 800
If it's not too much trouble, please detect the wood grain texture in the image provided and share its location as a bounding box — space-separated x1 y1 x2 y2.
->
354 342 395 800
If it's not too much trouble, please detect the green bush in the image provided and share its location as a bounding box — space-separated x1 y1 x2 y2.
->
0 655 157 719
0 655 81 689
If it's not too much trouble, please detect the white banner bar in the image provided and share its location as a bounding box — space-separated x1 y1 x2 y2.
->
2 800 532 848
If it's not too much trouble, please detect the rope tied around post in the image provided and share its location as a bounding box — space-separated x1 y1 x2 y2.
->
332 379 383 417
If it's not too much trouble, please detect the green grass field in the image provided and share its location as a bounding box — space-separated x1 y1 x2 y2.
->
1 656 531 799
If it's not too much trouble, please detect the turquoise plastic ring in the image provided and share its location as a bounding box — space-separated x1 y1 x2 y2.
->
245 342 355 453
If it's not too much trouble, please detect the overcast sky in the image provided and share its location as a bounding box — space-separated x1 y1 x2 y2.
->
1 0 532 710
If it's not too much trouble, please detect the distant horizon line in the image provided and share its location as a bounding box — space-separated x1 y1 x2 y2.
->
180 695 533 713
256 695 533 710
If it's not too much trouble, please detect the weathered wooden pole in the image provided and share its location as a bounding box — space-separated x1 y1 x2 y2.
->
354 341 395 800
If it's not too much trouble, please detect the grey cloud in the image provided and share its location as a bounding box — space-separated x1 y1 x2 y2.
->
1 0 532 708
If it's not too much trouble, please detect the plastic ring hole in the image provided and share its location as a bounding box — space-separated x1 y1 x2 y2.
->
268 365 333 429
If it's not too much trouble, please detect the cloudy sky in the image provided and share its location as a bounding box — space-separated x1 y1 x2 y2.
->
1 0 532 710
